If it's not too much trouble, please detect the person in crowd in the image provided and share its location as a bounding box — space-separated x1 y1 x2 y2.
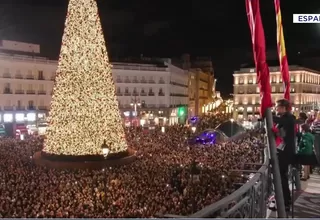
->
0 115 262 218
273 99 296 211
297 124 314 180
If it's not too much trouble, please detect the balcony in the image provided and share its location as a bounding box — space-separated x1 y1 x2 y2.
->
159 80 165 84
132 79 139 83
38 77 45 80
159 104 167 108
26 75 34 80
116 92 123 96
141 79 147 83
140 92 147 96
38 91 47 95
15 90 24 94
15 74 23 79
38 106 48 110
26 90 36 94
124 79 131 83
3 89 12 94
16 106 25 110
158 92 165 96
116 79 122 83
148 80 155 83
3 73 11 78
148 104 156 108
132 92 139 96
148 92 155 96
3 106 14 111
124 92 131 96
27 106 36 110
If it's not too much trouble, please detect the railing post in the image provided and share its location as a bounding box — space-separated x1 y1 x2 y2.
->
264 108 286 217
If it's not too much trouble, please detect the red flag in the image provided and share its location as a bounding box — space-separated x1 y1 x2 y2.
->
274 0 290 100
245 0 273 117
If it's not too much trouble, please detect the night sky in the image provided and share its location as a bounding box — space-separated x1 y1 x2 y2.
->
0 0 319 96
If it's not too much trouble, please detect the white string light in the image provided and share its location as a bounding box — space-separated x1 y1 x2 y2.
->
43 0 127 155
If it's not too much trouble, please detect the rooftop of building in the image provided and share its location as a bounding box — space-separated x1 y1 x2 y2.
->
235 60 320 74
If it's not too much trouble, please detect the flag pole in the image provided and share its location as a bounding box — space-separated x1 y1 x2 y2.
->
264 108 287 217
245 0 286 217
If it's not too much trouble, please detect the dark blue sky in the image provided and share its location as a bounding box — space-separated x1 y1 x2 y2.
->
0 0 319 96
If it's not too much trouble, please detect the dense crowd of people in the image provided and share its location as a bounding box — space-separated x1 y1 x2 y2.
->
196 112 231 131
0 116 263 218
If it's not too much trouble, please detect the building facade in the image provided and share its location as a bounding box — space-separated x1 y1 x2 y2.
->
233 65 320 121
0 41 189 128
179 54 215 117
0 52 55 127
112 60 188 126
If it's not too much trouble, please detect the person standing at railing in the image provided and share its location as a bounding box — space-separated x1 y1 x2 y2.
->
297 124 314 180
273 99 296 211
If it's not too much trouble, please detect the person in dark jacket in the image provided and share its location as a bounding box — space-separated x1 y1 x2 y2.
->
273 99 296 211
298 123 314 180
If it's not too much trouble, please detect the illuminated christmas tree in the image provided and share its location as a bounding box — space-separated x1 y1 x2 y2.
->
43 0 127 156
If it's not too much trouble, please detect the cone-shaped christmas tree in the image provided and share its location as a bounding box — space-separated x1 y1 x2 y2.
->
43 0 127 156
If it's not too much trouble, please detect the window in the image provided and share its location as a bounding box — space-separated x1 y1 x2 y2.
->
256 87 260 93
290 75 295 82
272 76 276 83
28 84 33 90
280 87 284 92
28 100 34 107
159 88 163 93
272 86 276 92
239 77 244 84
38 70 44 80
133 87 137 93
149 88 153 92
5 83 10 89
39 84 44 91
117 87 121 93
141 88 145 93
290 88 295 93
133 76 138 82
141 100 146 107
17 100 21 107
4 68 9 73
248 77 253 84
125 87 129 93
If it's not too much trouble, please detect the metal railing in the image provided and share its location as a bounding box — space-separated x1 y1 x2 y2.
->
161 134 270 218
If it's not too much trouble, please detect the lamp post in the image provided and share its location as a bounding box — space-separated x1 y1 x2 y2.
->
230 118 234 137
130 95 141 126
101 140 110 208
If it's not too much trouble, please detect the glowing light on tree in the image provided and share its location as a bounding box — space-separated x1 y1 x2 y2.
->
43 0 127 156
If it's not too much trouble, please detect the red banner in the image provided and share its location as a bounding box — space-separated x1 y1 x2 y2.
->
274 0 290 100
245 0 273 117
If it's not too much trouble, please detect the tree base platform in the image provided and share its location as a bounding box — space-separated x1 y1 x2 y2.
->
33 148 137 169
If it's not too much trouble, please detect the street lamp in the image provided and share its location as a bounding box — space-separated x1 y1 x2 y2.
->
101 140 110 208
191 126 196 133
230 118 234 137
130 95 141 126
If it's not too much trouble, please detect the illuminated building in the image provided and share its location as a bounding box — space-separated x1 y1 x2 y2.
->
0 40 54 129
179 54 214 116
233 65 320 121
